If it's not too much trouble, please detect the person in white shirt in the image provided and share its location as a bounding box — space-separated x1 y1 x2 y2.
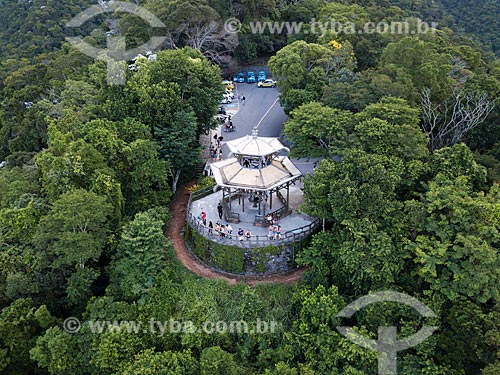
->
226 223 233 239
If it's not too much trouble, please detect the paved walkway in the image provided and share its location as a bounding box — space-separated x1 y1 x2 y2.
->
166 181 305 286
189 189 316 246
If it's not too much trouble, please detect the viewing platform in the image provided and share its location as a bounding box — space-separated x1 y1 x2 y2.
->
184 131 320 275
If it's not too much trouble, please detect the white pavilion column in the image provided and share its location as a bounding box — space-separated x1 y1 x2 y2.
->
287 183 290 211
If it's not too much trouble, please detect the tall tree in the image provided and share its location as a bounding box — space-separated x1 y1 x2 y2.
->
0 298 57 374
31 189 112 309
107 208 172 302
269 40 356 113
155 110 200 193
284 101 354 158
381 36 453 102
129 47 223 138
123 349 198 375
33 189 112 270
421 88 495 152
406 176 500 304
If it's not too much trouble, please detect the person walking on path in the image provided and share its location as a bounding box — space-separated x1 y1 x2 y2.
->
238 228 244 243
245 229 252 241
208 221 213 236
201 211 207 226
217 202 223 219
226 223 233 239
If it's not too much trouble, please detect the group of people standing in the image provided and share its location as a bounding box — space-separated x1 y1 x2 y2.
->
210 134 224 162
197 207 283 243
198 202 283 244
198 208 253 243
210 220 233 238
265 213 282 240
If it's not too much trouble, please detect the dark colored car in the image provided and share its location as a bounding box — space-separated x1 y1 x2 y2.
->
233 72 245 83
247 71 256 83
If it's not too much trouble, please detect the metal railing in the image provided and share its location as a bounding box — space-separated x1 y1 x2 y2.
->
253 190 290 226
186 185 216 217
186 186 320 247
186 208 320 247
254 205 290 226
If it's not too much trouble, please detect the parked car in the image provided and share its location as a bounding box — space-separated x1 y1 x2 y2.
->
247 71 256 83
257 70 266 82
222 79 234 91
225 90 234 99
257 78 277 88
233 72 245 83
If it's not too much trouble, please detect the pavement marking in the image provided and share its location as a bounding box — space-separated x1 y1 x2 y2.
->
229 85 241 117
255 97 280 130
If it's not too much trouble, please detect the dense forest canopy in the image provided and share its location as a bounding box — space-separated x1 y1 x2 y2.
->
1 0 500 374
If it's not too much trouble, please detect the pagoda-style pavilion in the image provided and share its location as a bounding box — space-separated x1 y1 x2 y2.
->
210 130 302 225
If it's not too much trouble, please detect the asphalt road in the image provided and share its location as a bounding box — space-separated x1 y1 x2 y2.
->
221 82 286 139
219 81 321 177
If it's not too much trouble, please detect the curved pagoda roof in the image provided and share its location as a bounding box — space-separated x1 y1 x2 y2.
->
226 134 289 157
211 155 301 192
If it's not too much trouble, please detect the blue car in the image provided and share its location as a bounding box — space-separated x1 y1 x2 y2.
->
233 72 245 83
247 71 256 83
257 70 266 82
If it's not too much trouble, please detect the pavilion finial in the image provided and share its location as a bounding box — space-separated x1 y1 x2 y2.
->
251 127 258 138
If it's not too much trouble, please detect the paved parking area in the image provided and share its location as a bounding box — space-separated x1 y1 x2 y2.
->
216 78 322 177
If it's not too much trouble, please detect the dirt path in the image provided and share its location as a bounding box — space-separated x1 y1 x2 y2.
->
167 181 305 286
